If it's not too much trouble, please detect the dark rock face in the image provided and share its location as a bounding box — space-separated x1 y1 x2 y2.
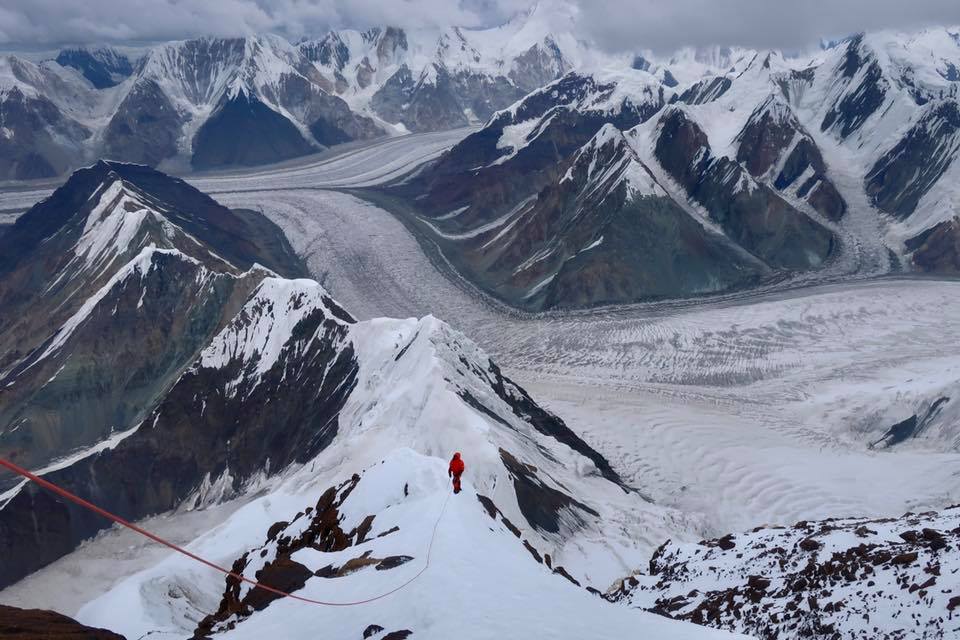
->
821 37 887 139
371 64 525 132
412 72 667 256
195 475 371 635
441 125 764 309
870 397 950 448
103 79 184 166
0 250 258 474
736 98 846 221
508 38 566 91
0 283 359 589
267 72 382 147
475 492 585 589
300 33 351 71
55 48 134 89
482 357 623 486
0 162 308 475
0 605 126 639
609 506 960 640
371 64 473 132
192 91 315 168
0 163 346 589
736 101 797 177
0 86 91 179
907 216 960 272
656 108 835 270
674 76 732 105
400 71 836 310
499 448 598 534
866 100 960 219
194 469 416 636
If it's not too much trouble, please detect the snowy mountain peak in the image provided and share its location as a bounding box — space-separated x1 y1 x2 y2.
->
569 123 665 199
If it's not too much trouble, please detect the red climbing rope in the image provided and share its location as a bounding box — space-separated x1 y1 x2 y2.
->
0 457 451 606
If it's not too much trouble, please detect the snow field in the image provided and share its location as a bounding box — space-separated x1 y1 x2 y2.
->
77 450 747 640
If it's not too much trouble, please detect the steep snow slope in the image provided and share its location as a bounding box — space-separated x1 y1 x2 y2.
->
76 451 742 640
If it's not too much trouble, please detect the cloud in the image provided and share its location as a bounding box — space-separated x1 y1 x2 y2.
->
578 0 960 53
0 0 958 51
0 0 498 46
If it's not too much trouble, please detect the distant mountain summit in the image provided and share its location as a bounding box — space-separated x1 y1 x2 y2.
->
398 27 960 309
0 6 592 179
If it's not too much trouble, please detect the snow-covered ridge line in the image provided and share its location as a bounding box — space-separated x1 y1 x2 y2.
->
198 276 352 398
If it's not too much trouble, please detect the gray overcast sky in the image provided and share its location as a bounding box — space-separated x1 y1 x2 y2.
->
0 0 958 51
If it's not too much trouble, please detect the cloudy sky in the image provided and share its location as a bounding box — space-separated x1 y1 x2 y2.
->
0 0 958 51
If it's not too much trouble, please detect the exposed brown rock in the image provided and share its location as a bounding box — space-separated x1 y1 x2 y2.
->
0 605 126 639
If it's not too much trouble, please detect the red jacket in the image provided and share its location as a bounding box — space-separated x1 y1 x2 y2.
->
449 452 465 477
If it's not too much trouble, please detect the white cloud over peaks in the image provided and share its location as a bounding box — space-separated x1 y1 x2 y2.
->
0 0 959 51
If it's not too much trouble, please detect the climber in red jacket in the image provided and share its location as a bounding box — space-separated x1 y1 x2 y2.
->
448 452 465 494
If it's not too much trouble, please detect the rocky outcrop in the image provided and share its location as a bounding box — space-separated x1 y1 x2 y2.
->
820 35 888 139
656 108 835 270
906 217 960 273
609 506 960 640
0 605 126 639
736 96 846 221
674 76 732 105
866 100 960 219
194 474 377 636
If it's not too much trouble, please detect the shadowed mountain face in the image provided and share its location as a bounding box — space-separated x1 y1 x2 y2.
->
0 161 308 475
0 36 384 178
192 91 317 168
55 48 134 89
0 85 91 180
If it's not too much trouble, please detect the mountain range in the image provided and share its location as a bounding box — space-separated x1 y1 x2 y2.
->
2 9 960 639
0 5 584 179
0 161 673 598
394 27 960 309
